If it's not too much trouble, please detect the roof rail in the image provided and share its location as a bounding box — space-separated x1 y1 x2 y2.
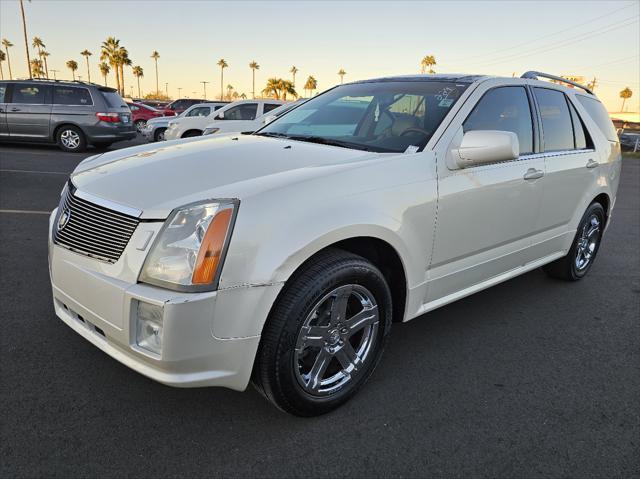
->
521 71 593 95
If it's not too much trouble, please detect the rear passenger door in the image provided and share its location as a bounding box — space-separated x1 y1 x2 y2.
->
6 83 52 139
52 85 95 132
530 87 597 255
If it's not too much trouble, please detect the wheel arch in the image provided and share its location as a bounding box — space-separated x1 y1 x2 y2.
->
181 129 203 138
52 122 86 142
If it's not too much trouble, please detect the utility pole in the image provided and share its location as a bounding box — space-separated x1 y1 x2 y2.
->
50 69 58 80
589 76 597 92
200 81 209 99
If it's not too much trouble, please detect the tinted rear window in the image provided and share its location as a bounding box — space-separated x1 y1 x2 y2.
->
54 86 93 106
100 90 127 108
533 88 574 152
576 95 618 142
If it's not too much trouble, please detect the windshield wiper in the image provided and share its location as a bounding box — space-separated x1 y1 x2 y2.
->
254 131 291 139
287 135 373 151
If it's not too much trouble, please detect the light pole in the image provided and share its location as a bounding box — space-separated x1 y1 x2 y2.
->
200 81 209 99
50 69 59 80
165 82 168 97
177 87 182 98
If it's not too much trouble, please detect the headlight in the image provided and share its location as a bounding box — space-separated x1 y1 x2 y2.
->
167 121 176 128
203 127 220 135
139 200 238 292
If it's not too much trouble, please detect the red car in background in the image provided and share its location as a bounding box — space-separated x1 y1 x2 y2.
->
127 102 167 132
159 98 208 116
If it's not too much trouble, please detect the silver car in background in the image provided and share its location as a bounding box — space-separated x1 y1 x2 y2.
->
141 102 227 142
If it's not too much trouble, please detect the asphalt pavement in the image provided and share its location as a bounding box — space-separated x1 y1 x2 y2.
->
1 138 638 478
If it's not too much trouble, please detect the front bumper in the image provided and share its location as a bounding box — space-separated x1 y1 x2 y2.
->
48 210 275 391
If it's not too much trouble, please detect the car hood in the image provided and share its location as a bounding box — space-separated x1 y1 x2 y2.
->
71 135 383 219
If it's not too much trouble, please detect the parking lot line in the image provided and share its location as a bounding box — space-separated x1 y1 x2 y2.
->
0 169 70 175
0 209 52 215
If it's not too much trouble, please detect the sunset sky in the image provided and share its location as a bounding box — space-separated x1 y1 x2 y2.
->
1 0 638 112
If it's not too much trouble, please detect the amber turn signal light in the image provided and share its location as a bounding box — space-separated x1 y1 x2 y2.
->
191 207 233 284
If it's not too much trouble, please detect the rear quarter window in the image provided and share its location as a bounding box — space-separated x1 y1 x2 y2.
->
576 95 618 142
100 90 127 108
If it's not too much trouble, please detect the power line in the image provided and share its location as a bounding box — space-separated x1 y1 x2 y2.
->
450 2 638 63
465 16 638 68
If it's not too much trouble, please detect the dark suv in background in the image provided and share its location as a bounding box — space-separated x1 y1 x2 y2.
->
0 79 135 152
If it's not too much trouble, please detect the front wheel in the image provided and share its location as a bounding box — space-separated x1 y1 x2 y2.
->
252 248 392 416
56 125 86 152
543 202 606 281
135 119 146 133
153 128 166 142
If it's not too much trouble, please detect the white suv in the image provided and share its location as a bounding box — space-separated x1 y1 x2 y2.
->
164 99 284 140
48 72 621 416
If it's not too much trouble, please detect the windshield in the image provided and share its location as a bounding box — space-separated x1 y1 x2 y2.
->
257 81 468 153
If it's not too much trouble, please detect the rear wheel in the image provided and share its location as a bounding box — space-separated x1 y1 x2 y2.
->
56 125 86 152
252 248 392 416
153 128 166 142
543 202 605 281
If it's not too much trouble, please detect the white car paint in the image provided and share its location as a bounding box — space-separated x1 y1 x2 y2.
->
48 74 621 393
141 102 227 141
164 99 285 140
202 100 306 136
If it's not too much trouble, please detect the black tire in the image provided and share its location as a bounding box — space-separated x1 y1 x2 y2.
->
153 128 166 142
252 248 393 416
56 125 86 152
543 202 606 281
181 130 202 138
134 119 146 133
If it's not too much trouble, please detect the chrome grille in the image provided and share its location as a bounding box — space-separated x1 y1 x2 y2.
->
53 185 139 263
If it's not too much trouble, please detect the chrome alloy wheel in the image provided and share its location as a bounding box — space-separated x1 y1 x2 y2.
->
294 284 379 396
575 214 601 271
60 129 81 149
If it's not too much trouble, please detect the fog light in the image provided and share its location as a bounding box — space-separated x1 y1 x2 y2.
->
135 300 164 355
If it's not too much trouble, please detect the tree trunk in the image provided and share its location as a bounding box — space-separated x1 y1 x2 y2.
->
119 64 125 96
85 58 91 83
137 77 141 98
252 70 255 99
154 59 159 94
114 63 120 93
19 0 31 79
43 56 48 78
621 98 626 111
5 48 12 79
72 70 75 81
220 69 224 100
104 74 107 87
0 62 3 79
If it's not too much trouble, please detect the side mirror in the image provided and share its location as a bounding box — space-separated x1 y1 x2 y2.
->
262 115 277 125
453 130 519 169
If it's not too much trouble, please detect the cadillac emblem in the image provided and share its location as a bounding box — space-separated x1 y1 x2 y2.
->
57 209 71 231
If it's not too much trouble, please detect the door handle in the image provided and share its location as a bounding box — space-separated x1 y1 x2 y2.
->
524 168 544 180
586 159 599 169
10 107 21 112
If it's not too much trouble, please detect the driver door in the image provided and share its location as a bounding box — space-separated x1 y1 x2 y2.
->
428 83 546 303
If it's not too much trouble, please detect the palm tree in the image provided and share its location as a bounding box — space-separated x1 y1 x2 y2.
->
337 68 346 84
304 75 317 97
620 87 633 111
30 58 44 78
151 50 160 94
290 65 298 86
249 60 259 99
217 58 228 100
226 84 234 100
32 37 45 72
2 39 13 79
19 0 31 78
279 79 297 100
240 92 247 100
262 77 281 99
420 55 436 74
39 50 49 77
115 47 131 96
132 66 143 97
99 62 110 86
80 49 92 82
101 37 121 93
66 59 78 80
0 51 5 80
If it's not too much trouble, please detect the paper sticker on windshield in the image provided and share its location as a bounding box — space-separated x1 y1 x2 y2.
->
404 145 419 154
438 98 454 107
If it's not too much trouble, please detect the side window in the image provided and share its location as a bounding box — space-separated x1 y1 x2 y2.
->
53 86 93 106
567 100 591 150
213 105 224 111
263 103 281 114
129 105 139 111
533 88 574 152
223 103 258 120
464 86 533 155
186 107 210 117
11 84 50 104
0 85 5 103
576 95 618 142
